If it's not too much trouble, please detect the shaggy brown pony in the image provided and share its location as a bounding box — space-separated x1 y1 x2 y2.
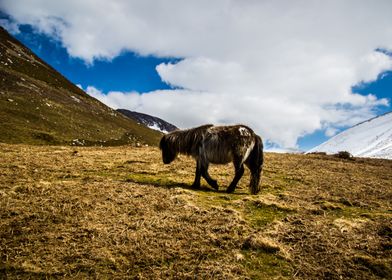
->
159 124 264 194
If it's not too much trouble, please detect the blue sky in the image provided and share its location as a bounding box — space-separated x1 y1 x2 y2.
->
13 24 176 93
1 1 392 151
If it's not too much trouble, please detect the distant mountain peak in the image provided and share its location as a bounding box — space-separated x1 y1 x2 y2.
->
308 111 392 159
117 109 178 133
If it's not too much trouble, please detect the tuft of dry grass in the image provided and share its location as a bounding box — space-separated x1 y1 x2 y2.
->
0 144 391 279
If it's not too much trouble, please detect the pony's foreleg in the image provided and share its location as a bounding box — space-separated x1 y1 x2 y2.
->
200 162 219 190
226 161 244 193
191 159 202 189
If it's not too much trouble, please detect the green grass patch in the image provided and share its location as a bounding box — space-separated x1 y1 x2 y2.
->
323 204 391 220
244 200 293 228
194 191 245 210
241 250 292 279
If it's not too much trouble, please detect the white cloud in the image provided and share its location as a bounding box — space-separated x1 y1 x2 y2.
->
85 85 389 148
325 127 339 137
86 86 141 110
0 18 20 34
2 0 392 148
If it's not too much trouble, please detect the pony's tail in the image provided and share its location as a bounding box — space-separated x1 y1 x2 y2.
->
248 135 264 195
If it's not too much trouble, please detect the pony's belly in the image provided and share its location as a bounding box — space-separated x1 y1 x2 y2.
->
206 151 233 164
209 158 232 164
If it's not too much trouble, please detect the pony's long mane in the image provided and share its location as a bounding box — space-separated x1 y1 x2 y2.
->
164 124 213 156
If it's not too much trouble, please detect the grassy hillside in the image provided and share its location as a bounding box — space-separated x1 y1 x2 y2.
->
1 144 390 279
0 27 161 146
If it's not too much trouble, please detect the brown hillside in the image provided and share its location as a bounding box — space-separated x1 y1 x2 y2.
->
0 27 161 146
1 144 391 279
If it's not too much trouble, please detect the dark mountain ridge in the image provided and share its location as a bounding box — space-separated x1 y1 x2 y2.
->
117 109 178 133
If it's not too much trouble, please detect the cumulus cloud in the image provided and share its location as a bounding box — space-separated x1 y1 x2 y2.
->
2 0 392 147
0 18 20 33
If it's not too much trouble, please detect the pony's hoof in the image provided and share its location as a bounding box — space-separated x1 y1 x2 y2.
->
210 181 219 190
191 183 201 189
226 186 235 193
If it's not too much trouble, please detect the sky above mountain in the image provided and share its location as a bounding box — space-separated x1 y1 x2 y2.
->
1 0 392 150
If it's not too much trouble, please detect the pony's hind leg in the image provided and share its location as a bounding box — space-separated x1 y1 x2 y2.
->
245 162 262 195
226 161 244 193
249 168 261 195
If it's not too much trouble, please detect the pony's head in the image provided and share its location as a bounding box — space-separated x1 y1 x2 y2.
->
159 134 177 164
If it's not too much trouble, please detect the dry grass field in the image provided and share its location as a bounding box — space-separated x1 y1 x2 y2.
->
0 143 391 279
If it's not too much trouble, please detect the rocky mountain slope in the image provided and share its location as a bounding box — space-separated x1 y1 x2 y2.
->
0 27 162 146
308 111 392 159
117 109 178 133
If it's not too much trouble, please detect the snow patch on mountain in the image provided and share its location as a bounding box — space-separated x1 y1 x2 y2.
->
117 109 178 134
148 123 169 134
308 112 392 159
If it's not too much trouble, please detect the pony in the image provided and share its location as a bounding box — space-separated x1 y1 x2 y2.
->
159 124 264 194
